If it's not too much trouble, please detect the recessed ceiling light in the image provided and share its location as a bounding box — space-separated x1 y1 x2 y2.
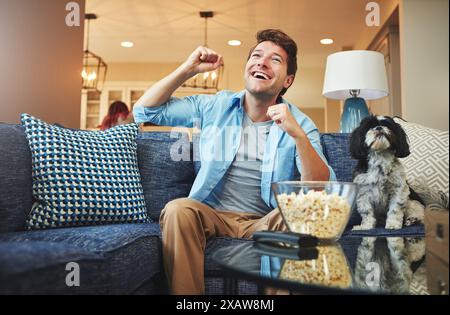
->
121 41 134 48
228 40 242 47
320 38 334 45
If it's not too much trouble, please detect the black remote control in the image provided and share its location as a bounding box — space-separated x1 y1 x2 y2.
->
253 231 320 248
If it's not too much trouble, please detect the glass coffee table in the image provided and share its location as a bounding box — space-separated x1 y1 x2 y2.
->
212 236 430 295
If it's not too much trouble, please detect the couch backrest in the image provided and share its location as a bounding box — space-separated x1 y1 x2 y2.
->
136 132 357 220
320 133 357 183
137 132 195 221
320 133 361 227
0 124 33 233
0 127 357 227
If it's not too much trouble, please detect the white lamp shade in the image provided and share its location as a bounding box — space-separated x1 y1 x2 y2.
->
322 50 389 100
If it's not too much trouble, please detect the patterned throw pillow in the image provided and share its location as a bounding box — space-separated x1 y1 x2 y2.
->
21 114 150 230
394 118 449 198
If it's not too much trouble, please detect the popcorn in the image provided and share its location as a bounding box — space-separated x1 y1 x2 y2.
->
276 190 351 239
279 246 352 289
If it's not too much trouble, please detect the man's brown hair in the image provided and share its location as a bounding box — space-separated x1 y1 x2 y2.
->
248 29 298 96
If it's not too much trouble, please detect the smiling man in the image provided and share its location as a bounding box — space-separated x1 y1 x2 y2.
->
133 29 336 294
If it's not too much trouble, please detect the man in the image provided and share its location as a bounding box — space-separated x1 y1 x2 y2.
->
133 29 336 294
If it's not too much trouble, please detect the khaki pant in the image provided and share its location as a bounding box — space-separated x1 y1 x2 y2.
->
159 198 286 295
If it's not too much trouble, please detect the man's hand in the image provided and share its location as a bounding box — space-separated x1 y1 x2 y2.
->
267 104 305 140
134 46 223 109
183 46 224 77
267 104 330 181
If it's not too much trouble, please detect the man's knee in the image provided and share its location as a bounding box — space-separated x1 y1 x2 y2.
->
160 198 199 225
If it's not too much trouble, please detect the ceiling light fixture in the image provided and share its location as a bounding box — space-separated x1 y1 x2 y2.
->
182 11 223 92
121 41 134 48
228 40 242 47
81 13 107 93
320 38 334 45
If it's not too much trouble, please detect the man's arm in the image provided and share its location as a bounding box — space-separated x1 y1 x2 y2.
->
267 104 331 181
134 46 223 109
293 132 330 181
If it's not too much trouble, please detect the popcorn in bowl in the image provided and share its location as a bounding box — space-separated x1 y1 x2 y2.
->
279 245 352 289
273 182 357 240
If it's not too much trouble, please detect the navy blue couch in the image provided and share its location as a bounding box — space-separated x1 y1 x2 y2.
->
0 124 424 294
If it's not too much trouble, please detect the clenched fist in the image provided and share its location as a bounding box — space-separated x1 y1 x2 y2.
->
267 104 305 140
183 46 224 77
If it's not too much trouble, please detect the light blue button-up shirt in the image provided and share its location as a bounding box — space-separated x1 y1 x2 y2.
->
133 90 336 209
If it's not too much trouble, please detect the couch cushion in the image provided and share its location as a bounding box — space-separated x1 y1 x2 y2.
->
0 124 33 233
0 241 102 276
0 222 161 252
137 132 196 221
0 223 162 294
21 114 150 230
394 118 449 198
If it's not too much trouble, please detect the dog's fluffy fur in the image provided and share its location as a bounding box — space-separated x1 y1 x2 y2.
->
350 115 424 230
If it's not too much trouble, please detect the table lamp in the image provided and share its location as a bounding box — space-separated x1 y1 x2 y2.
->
322 50 389 133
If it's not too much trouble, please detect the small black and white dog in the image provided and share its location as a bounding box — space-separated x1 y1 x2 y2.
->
350 115 424 230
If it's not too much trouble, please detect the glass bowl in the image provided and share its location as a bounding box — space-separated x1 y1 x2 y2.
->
279 244 353 289
272 181 358 241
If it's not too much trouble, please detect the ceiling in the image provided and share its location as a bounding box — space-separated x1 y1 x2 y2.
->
85 0 370 68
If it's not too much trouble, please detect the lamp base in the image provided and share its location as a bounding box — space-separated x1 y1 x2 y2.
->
340 97 370 133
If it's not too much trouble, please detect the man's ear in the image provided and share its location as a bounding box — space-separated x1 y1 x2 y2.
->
284 75 295 89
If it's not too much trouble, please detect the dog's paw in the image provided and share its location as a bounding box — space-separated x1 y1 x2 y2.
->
353 216 376 231
387 237 405 252
352 223 375 231
405 238 426 262
404 216 422 226
361 237 376 247
385 219 403 230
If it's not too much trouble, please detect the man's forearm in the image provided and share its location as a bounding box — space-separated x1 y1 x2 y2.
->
294 134 330 181
134 63 194 109
134 46 222 109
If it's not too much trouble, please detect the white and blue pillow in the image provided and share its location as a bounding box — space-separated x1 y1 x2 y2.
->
21 114 150 230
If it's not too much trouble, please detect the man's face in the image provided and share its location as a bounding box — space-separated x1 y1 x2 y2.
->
244 41 294 99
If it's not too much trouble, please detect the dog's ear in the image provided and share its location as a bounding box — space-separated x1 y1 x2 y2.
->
350 117 370 159
393 120 410 158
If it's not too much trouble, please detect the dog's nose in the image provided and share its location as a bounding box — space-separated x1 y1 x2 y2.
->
375 126 383 131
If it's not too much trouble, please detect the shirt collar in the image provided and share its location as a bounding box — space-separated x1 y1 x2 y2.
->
229 90 246 109
229 90 289 109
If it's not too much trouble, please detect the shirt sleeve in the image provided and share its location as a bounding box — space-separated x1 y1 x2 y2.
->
294 116 337 181
133 94 213 127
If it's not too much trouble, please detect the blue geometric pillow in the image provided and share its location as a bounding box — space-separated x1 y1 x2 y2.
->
21 114 151 230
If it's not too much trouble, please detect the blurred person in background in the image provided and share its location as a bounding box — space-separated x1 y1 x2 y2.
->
99 101 134 130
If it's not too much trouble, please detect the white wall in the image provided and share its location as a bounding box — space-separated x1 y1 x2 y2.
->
400 0 449 130
285 67 327 109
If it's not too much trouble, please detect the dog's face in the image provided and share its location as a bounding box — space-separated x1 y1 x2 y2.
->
365 122 392 152
350 115 410 159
